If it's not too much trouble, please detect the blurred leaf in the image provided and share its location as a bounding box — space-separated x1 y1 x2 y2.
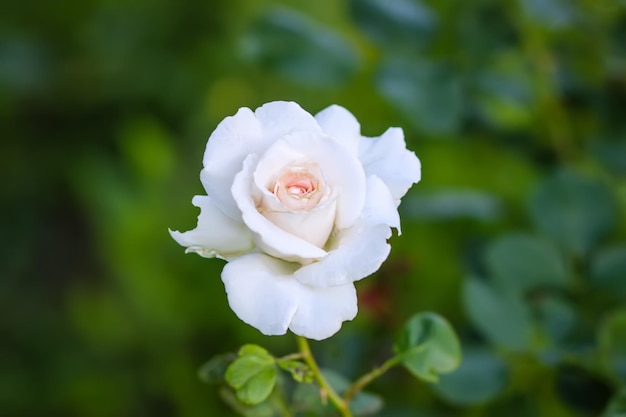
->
394 312 462 382
292 380 331 415
219 387 281 417
377 57 463 135
598 310 626 382
592 140 626 176
485 234 569 292
474 51 534 129
326 370 383 416
433 348 507 406
521 0 576 29
534 295 576 343
225 345 277 405
603 388 626 417
241 7 359 87
348 0 436 48
198 353 237 384
463 278 533 350
276 359 314 383
292 369 383 416
591 245 626 296
350 390 384 416
0 37 50 93
528 171 616 257
401 190 501 222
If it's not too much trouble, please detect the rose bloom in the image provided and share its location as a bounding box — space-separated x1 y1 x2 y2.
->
170 101 420 340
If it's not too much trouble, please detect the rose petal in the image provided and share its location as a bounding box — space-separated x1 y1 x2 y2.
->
201 107 266 219
315 104 361 154
255 101 323 138
232 155 328 263
169 195 254 259
222 253 358 340
262 200 338 248
362 175 401 232
254 131 366 230
359 127 421 202
293 175 399 288
201 102 322 220
288 280 358 341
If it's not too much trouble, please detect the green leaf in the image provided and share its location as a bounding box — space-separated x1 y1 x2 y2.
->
349 390 384 416
485 234 569 292
225 345 277 405
377 57 463 135
593 140 626 176
237 344 273 359
598 310 626 382
292 381 331 415
433 348 508 405
528 171 616 257
276 359 314 383
521 0 575 29
394 312 462 382
348 0 436 49
198 353 237 384
241 7 359 87
591 246 626 295
401 190 502 222
534 295 576 343
474 51 534 130
463 278 533 350
219 387 281 417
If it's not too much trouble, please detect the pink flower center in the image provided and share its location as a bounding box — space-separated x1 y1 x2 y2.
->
282 174 315 196
272 167 324 211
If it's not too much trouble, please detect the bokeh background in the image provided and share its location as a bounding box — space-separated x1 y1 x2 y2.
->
3 0 626 415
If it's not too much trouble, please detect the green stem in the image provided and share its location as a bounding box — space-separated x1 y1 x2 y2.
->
343 356 402 403
277 352 304 361
296 336 352 417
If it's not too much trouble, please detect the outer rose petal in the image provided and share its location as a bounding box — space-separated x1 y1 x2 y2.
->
201 108 265 219
255 101 322 139
359 127 421 202
294 175 400 288
232 154 328 263
169 195 254 259
315 105 361 154
202 102 322 219
222 253 358 340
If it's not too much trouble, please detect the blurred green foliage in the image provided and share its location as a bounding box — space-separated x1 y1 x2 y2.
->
2 0 626 416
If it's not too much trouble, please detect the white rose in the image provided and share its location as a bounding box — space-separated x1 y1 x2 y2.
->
170 101 421 340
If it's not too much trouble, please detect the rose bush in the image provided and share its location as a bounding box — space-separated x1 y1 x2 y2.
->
171 101 420 340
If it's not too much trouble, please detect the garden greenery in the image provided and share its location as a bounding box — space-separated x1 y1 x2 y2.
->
3 0 626 416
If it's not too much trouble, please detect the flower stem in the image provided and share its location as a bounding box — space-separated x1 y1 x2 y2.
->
343 356 402 403
295 336 353 417
277 352 304 361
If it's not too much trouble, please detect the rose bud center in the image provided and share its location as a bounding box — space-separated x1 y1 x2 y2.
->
273 167 325 211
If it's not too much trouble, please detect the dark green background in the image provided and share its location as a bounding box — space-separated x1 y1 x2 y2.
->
2 0 626 415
